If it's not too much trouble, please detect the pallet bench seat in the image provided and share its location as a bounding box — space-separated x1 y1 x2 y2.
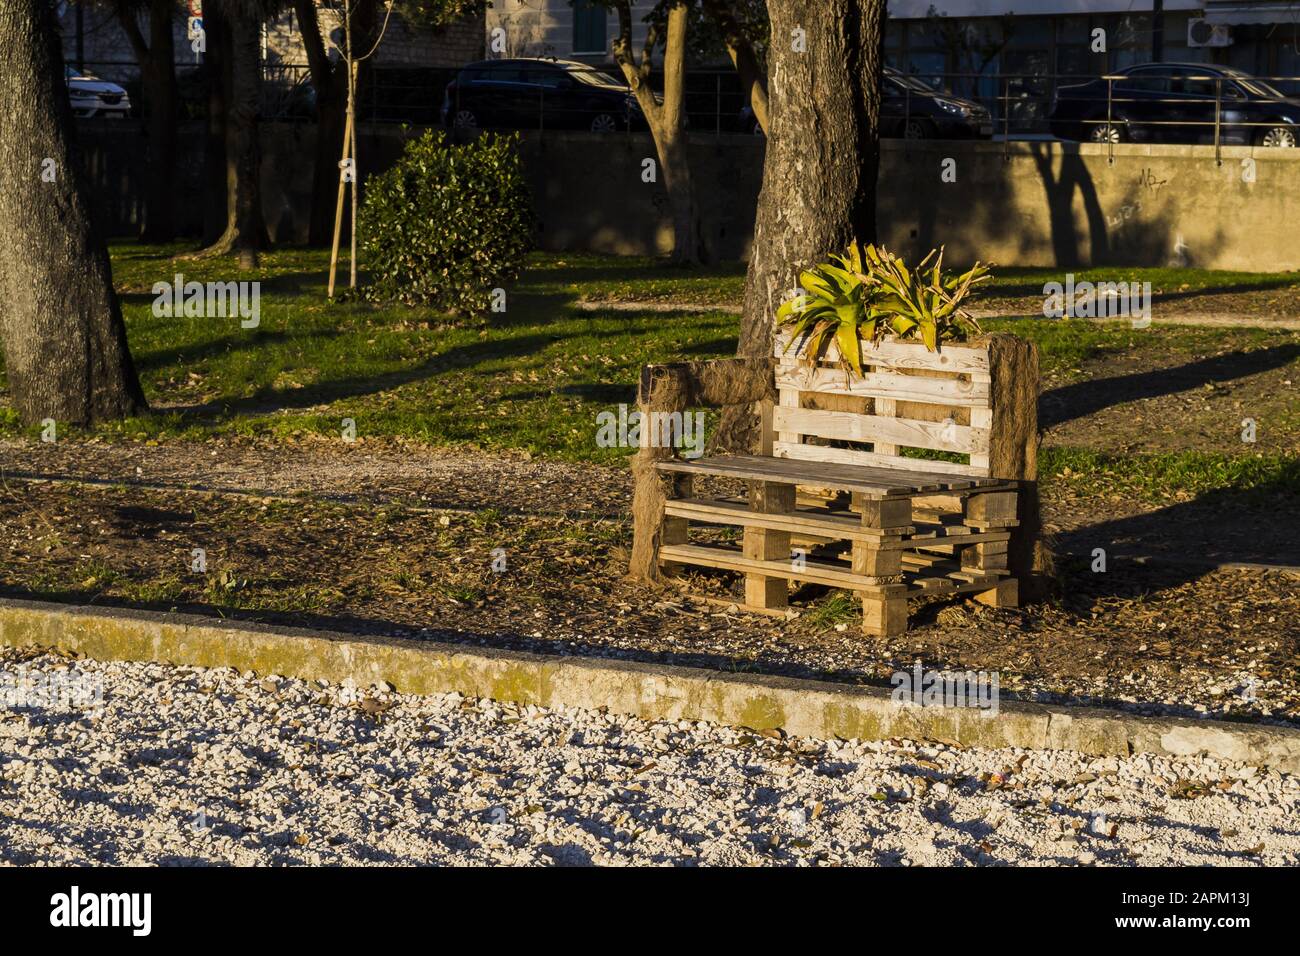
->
629 333 1039 637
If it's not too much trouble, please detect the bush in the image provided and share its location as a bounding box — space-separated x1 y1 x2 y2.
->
358 129 533 313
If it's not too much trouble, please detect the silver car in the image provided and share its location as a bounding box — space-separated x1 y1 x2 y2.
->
65 66 131 119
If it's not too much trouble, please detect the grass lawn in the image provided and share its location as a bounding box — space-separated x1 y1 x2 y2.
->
1 244 1297 498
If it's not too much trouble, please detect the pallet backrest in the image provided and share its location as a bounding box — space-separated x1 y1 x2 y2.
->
769 332 994 477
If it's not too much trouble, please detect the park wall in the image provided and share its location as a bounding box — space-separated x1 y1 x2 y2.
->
77 122 1300 272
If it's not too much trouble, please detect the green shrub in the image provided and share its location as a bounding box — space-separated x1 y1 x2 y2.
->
358 129 533 313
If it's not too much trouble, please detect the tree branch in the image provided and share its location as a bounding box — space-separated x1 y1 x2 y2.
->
701 0 767 132
292 0 336 88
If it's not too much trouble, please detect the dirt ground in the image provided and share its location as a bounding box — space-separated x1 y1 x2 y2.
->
2 333 1297 730
2 463 1296 730
1039 338 1300 456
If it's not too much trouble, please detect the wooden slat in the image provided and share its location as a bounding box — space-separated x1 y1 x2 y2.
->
775 334 990 374
773 406 989 456
908 528 1011 546
659 545 1002 599
776 364 990 407
772 441 992 481
657 454 926 496
905 576 1002 597
659 543 885 590
664 498 914 542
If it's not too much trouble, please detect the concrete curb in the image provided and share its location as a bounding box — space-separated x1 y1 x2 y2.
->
3 598 1299 772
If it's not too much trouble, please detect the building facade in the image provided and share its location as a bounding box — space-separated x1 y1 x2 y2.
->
484 0 658 62
55 1 486 81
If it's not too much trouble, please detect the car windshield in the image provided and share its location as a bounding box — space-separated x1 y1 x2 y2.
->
1223 69 1284 98
570 68 626 90
888 71 938 95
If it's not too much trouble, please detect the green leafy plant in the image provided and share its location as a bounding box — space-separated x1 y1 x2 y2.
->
358 129 533 313
776 242 991 375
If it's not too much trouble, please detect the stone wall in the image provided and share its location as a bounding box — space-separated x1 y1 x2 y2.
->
76 122 1300 273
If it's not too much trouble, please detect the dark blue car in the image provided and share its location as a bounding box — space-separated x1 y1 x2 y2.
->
1049 63 1300 147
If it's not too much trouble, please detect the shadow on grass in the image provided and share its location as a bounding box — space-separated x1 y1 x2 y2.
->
1054 475 1300 571
132 328 349 373
1040 343 1300 429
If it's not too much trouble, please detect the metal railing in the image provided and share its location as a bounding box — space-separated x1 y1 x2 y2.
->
69 59 1300 159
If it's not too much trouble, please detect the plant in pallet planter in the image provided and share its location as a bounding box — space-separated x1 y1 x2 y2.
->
776 242 990 374
774 242 996 473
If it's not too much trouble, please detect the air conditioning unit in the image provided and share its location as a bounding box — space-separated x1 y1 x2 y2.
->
1188 19 1233 48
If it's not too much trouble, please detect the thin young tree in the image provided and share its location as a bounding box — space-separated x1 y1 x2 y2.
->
294 0 485 247
0 0 147 424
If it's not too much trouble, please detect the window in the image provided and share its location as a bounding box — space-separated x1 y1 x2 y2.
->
573 0 607 55
1119 67 1171 93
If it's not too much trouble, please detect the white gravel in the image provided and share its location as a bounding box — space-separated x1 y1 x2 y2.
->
1 649 1297 866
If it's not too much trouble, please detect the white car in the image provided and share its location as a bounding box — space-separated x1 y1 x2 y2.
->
65 66 131 119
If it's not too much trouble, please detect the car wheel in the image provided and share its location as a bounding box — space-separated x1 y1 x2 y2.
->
1258 125 1297 148
453 109 479 134
1089 120 1125 144
903 118 931 140
590 112 619 133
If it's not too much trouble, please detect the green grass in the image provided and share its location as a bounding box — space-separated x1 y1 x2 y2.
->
1 246 1296 502
1041 447 1300 502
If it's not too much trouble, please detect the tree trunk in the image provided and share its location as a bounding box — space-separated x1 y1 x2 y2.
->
202 3 229 245
0 0 147 424
139 0 178 242
197 4 267 261
713 0 885 451
613 0 706 265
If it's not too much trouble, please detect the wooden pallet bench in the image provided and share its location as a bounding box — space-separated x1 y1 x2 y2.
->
628 333 1039 637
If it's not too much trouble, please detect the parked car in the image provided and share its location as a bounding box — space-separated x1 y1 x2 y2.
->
441 58 647 134
740 68 992 139
1049 63 1300 147
65 66 131 119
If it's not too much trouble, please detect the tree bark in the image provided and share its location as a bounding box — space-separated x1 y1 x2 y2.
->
196 2 268 261
0 0 147 424
612 0 705 266
116 0 179 242
713 0 885 451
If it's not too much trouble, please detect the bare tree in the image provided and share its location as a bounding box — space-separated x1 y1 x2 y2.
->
0 0 147 424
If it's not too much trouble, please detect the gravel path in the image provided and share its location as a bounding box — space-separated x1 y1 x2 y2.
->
2 650 1296 867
